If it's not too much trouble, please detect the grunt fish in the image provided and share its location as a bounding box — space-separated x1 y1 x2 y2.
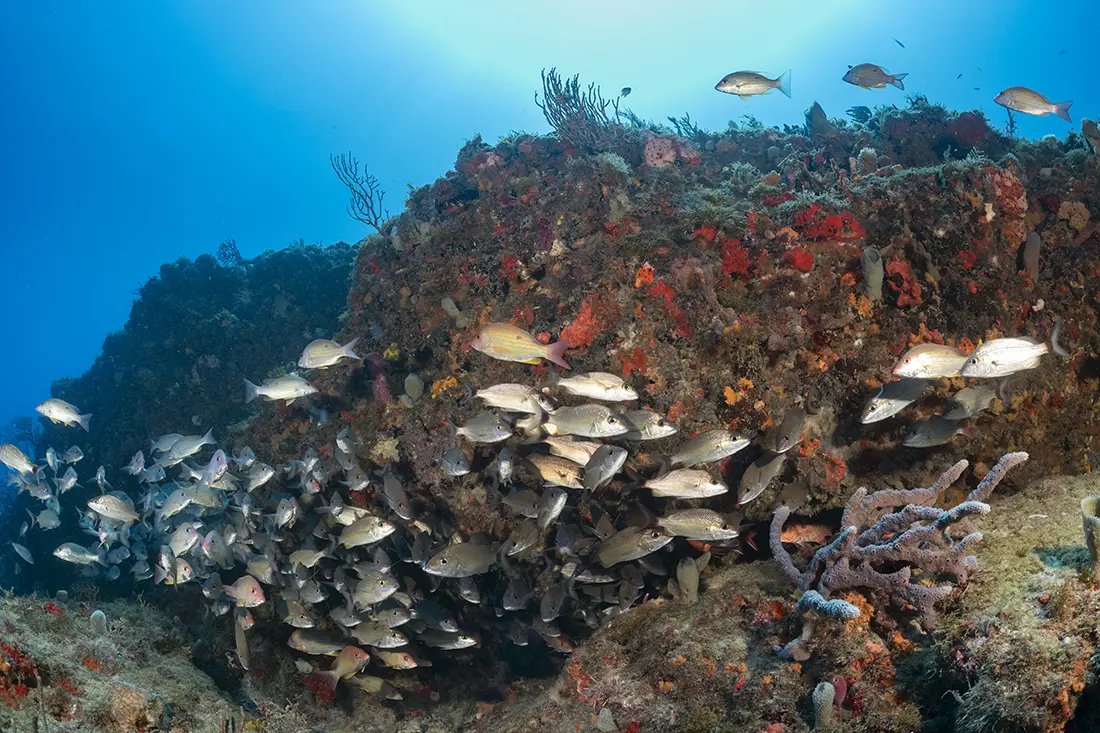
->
470 322 570 369
737 452 787 505
298 337 361 369
527 454 584 489
892 343 968 379
645 469 727 499
544 404 627 438
552 372 638 401
658 508 739 541
244 374 318 404
670 429 751 466
620 410 677 440
455 412 512 444
943 385 998 420
861 379 926 424
903 416 973 448
423 542 495 578
595 527 672 567
475 384 554 414
583 444 629 491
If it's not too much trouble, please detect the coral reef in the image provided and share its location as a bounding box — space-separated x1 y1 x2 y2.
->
14 85 1100 731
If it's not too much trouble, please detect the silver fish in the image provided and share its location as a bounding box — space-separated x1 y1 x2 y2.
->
381 472 413 520
441 447 471 477
455 412 512 443
960 337 1049 378
53 543 107 566
595 527 672 567
528 454 583 489
737 452 787 505
583 444 628 491
892 343 967 379
903 416 974 448
715 69 791 97
645 469 727 498
150 433 183 454
544 405 627 438
542 436 602 465
88 495 140 524
0 444 35 475
503 488 539 518
861 379 926 424
243 374 318 404
772 407 806 453
670 430 751 466
994 86 1072 121
157 429 215 467
61 446 84 463
675 556 700 604
659 508 739 541
503 519 539 556
536 487 568 531
298 337 361 369
244 463 275 492
340 515 395 548
943 385 998 420
11 542 33 564
553 372 638 401
423 543 495 578
35 399 91 431
620 410 677 441
475 384 554 414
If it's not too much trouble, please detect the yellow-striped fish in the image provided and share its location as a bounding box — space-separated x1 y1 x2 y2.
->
298 337 361 369
891 343 968 379
470 323 570 369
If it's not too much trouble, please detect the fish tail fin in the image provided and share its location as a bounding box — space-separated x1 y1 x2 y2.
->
342 337 362 361
25 509 36 528
96 547 109 567
545 340 571 370
78 413 92 432
1050 315 1070 357
1053 100 1073 122
202 427 215 445
244 379 261 404
154 564 166 584
776 69 792 98
890 72 908 90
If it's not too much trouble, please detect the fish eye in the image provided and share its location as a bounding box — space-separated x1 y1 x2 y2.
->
439 558 448 565
721 524 730 530
608 417 620 425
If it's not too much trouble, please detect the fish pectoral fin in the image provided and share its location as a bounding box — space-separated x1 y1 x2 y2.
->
521 357 543 365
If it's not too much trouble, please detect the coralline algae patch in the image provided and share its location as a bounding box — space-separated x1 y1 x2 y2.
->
0 595 236 731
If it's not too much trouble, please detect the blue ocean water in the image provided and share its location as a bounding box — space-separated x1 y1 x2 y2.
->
1 0 1094 448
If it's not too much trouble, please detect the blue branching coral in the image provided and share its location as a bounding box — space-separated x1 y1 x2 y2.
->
771 452 1029 659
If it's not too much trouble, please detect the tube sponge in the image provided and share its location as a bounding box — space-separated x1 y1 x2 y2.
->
91 609 108 637
813 680 836 729
1081 495 1100 581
